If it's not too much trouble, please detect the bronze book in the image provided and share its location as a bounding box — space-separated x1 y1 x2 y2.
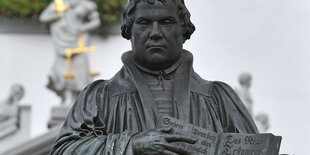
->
156 115 281 155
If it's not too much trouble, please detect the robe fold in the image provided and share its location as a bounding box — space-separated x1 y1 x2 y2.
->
50 50 258 155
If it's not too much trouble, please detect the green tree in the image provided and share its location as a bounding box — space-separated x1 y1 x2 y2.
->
0 0 127 25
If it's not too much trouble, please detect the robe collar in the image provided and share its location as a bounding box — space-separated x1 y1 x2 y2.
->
133 54 183 76
111 51 211 98
121 50 197 128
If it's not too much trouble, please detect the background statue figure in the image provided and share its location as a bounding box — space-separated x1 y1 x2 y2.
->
0 84 24 123
235 73 270 132
235 73 254 115
255 113 270 133
39 0 101 105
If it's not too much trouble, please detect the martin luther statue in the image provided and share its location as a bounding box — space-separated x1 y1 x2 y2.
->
50 0 258 154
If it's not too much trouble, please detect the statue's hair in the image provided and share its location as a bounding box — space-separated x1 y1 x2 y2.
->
121 0 195 41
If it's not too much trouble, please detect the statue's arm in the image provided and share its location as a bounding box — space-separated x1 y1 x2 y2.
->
80 12 101 33
39 2 59 23
211 81 259 133
49 80 135 155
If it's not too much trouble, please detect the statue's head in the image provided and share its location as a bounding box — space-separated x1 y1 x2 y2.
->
239 73 252 88
121 0 195 70
8 84 24 104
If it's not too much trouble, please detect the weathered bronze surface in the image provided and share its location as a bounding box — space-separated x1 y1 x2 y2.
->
49 0 281 154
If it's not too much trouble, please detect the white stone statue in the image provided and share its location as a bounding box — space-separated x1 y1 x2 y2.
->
0 84 24 123
255 113 270 133
235 73 270 133
235 73 254 116
39 0 101 105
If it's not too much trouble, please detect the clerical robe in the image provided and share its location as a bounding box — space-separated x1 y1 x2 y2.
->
50 50 258 154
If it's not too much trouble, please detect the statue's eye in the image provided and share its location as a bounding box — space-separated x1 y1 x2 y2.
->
162 19 175 25
137 19 150 25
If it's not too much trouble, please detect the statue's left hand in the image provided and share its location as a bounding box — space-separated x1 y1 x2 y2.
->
131 127 196 155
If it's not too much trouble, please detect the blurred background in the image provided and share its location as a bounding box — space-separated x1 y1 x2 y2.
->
0 0 309 154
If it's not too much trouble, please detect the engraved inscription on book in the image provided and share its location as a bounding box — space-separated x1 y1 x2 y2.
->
157 115 281 155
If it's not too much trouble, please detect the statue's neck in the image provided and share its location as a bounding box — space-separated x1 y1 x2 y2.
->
133 55 183 76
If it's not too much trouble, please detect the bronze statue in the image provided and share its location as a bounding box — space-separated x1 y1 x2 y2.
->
50 0 258 154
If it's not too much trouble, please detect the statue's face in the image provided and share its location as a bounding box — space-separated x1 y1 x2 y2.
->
243 80 251 89
131 1 184 70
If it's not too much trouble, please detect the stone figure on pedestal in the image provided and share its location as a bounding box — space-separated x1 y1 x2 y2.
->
235 73 270 133
50 0 264 154
0 84 24 123
255 113 270 133
235 73 254 116
39 0 101 106
0 84 24 139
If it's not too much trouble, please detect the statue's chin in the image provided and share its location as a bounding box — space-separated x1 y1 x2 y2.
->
134 50 180 70
145 60 177 71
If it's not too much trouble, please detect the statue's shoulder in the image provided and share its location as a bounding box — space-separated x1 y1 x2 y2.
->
210 81 235 92
190 71 212 97
106 67 137 96
208 81 241 102
82 79 108 94
190 72 236 98
82 67 137 97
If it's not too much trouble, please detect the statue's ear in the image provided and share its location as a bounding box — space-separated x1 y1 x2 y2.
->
180 18 185 32
180 19 187 43
182 26 187 43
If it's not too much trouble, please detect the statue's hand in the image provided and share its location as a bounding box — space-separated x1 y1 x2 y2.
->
132 127 196 155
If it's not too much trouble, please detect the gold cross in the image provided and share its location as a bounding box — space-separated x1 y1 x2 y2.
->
64 35 99 79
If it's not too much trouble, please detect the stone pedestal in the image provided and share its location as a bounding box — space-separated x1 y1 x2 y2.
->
47 106 71 128
0 105 31 154
0 117 19 139
2 125 61 155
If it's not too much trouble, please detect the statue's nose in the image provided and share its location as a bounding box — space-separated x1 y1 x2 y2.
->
150 22 163 40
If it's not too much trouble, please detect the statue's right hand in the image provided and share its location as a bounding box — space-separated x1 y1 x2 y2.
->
132 127 196 155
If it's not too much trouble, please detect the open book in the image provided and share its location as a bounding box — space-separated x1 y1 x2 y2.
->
157 115 281 155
